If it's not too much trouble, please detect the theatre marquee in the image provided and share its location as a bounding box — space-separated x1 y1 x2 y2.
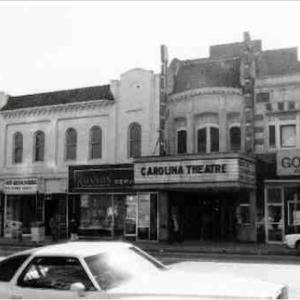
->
134 155 255 188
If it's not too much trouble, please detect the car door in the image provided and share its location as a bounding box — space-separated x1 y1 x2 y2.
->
0 254 31 299
9 256 108 299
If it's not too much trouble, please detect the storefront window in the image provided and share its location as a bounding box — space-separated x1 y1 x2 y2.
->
288 201 300 226
113 194 126 237
79 194 112 236
280 124 296 148
125 195 137 236
267 188 282 204
6 195 38 234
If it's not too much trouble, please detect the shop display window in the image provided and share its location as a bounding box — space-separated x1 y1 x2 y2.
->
267 188 282 204
79 195 112 233
6 195 39 234
288 201 300 226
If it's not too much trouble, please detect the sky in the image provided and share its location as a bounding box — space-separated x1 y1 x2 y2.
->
1 1 300 95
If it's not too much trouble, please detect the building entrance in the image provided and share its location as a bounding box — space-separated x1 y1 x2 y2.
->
170 191 238 241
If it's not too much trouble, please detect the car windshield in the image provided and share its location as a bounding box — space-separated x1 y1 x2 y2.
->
85 246 167 291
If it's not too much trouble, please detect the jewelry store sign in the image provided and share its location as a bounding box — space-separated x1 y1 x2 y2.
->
4 178 38 194
277 149 300 176
134 157 255 185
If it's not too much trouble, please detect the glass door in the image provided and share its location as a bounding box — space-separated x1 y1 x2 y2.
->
137 192 158 241
124 195 137 237
265 187 284 243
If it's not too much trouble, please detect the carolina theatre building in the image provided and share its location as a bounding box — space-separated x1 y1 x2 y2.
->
1 32 300 243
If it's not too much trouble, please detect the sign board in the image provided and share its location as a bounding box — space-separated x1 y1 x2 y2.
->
134 157 255 186
277 149 300 176
69 164 134 193
4 178 38 194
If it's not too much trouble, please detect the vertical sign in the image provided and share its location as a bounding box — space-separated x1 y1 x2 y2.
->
242 31 255 153
159 45 168 156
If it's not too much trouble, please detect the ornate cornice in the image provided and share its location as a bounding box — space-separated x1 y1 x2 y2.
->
1 99 114 119
168 87 242 103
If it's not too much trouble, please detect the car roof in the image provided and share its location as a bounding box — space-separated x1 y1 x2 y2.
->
19 241 132 258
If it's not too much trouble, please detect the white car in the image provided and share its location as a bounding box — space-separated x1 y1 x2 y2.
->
0 241 288 299
284 233 300 253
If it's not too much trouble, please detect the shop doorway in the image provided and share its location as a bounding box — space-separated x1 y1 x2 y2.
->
170 191 237 241
44 194 67 238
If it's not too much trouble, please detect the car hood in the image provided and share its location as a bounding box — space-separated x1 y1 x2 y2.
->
109 269 284 299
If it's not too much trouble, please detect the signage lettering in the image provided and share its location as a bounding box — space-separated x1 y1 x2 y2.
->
140 164 227 176
277 150 300 176
135 158 255 186
4 178 38 194
69 164 134 192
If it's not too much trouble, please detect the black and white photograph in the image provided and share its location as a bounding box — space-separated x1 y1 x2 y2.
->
0 0 300 298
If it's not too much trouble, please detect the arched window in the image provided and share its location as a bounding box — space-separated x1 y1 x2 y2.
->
33 131 45 162
13 132 23 164
210 127 219 152
128 123 141 158
65 128 77 161
197 126 219 153
230 126 241 152
90 126 102 159
197 128 206 153
177 130 187 154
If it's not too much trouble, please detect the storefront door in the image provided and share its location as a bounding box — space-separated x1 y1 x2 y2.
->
137 193 158 241
124 195 137 237
265 187 284 243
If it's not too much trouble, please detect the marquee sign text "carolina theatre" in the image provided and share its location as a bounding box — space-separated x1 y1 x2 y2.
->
277 149 300 176
134 157 255 186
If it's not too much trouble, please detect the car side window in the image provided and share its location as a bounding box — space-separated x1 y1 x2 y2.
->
17 256 96 291
0 254 30 282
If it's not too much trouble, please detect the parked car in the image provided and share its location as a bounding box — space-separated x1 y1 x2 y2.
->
284 233 300 253
0 241 288 299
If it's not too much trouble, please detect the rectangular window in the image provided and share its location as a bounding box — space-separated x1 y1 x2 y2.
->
269 125 276 148
256 92 270 103
197 128 206 153
280 124 296 148
210 127 219 152
177 130 187 154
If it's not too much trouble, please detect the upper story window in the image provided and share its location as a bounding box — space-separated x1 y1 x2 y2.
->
13 132 23 164
33 131 45 162
197 126 219 153
256 92 270 103
128 123 141 158
65 128 77 161
230 126 241 152
177 130 187 154
280 124 296 148
268 124 276 148
90 126 102 159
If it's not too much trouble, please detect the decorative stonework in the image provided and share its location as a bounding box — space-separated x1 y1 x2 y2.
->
1 99 114 119
168 87 242 103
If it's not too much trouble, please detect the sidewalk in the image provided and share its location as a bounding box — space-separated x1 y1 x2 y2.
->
134 240 299 257
0 237 298 257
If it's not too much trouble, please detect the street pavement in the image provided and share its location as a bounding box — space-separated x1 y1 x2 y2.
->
162 258 300 299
